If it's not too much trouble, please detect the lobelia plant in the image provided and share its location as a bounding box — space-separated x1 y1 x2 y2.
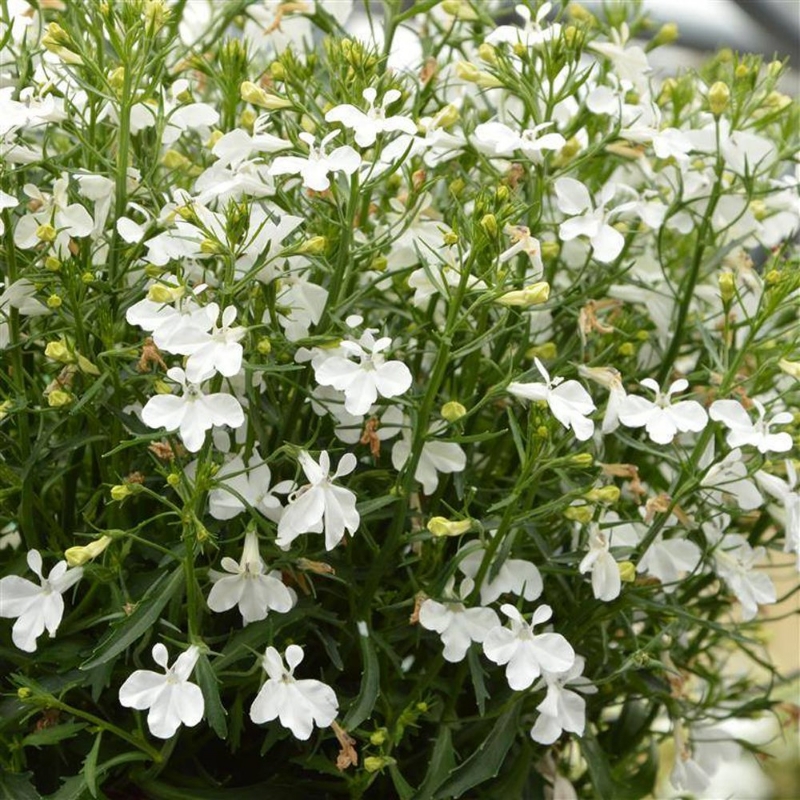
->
0 1 798 798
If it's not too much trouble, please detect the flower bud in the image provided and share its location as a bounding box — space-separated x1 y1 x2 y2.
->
570 453 594 467
162 149 191 170
618 342 635 357
585 485 621 503
154 379 172 394
298 235 327 255
147 283 183 303
257 337 272 355
650 22 678 49
718 271 735 303
364 756 393 773
567 2 595 23
478 43 498 65
564 505 593 524
536 425 549 438
81 271 95 284
296 558 336 575
45 340 72 363
455 61 480 82
708 81 730 116
143 0 168 31
765 269 781 285
541 240 560 260
269 61 286 80
108 66 126 92
47 389 73 407
17 687 32 699
480 213 498 239
166 473 181 488
36 223 57 242
46 294 62 309
442 0 479 19
240 81 292 110
369 728 388 746
110 484 132 501
65 535 112 567
496 281 550 307
441 401 467 422
443 231 459 246
778 359 800 380
431 103 460 130
618 561 636 583
41 22 83 65
45 256 62 272
449 178 465 196
427 517 472 537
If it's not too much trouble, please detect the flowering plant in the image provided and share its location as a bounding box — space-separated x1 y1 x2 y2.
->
1 1 798 798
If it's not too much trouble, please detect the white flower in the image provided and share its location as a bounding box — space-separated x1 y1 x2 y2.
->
578 527 622 602
249 645 338 740
638 532 702 591
578 365 627 434
268 131 360 192
0 550 83 652
313 329 412 416
0 189 18 235
529 656 597 745
700 448 763 511
588 23 651 92
473 121 565 163
508 358 596 442
208 452 284 522
755 461 800 569
207 531 294 624
277 451 360 551
325 87 416 148
710 399 793 454
498 225 544 280
140 367 245 453
483 604 575 691
0 278 49 317
390 422 466 495
118 643 204 739
419 577 500 663
554 178 627 264
486 2 560 48
167 304 246 382
457 540 543 605
618 378 708 445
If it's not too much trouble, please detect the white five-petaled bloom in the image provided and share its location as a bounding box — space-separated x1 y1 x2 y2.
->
208 452 285 522
313 329 413 416
457 539 543 605
268 131 360 192
498 225 544 281
618 378 708 445
473 121 565 163
579 526 623 602
529 656 597 745
325 87 417 148
118 643 204 739
276 451 360 551
141 367 245 453
508 358 596 442
168 303 246 382
483 604 575 691
207 531 294 625
0 549 83 652
578 365 627 435
418 577 500 663
700 447 763 511
554 177 627 264
249 645 338 740
710 398 793 454
755 461 800 570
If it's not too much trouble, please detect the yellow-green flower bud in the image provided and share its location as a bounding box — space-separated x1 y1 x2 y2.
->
17 687 32 699
708 81 730 116
585 485 621 503
571 453 594 467
536 425 549 438
41 22 83 65
541 241 560 260
718 271 735 303
567 2 595 23
46 294 62 309
200 237 223 254
480 213 498 239
207 129 224 149
81 271 95 284
110 484 133 501
526 342 558 360
765 269 781 285
442 0 479 20
432 103 460 130
478 43 498 65
36 223 57 243
441 401 467 422
154 379 172 394
618 561 636 582
617 343 635 357
298 235 327 255
734 63 749 80
162 149 191 170
239 108 257 130
564 505 593 524
370 728 388 746
364 756 391 774
455 61 480 82
240 81 292 110
269 61 286 81
45 256 62 272
45 340 72 363
147 284 183 304
650 22 679 48
47 390 73 407
167 472 181 488
65 535 112 567
144 0 169 31
449 178 466 197
108 66 126 92
427 517 473 537
778 359 800 380
443 231 459 246
257 338 272 355
496 281 550 307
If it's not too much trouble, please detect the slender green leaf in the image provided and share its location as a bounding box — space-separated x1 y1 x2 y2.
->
389 764 416 800
467 646 490 716
415 726 456 800
196 654 227 740
81 567 184 670
22 722 88 747
434 704 521 799
83 731 102 799
579 731 616 800
342 622 380 729
0 772 42 800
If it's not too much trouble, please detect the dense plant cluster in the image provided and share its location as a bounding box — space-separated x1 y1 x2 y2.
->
0 1 798 797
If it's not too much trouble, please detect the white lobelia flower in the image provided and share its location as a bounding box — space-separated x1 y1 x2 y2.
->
418 577 500 663
208 452 284 522
508 358 596 442
0 278 49 317
118 643 204 739
313 329 412 416
0 189 18 235
578 526 623 602
207 531 294 624
268 131 360 192
141 367 245 453
390 421 467 495
483 604 575 691
0 549 83 652
167 304 246 382
578 365 627 435
529 656 597 745
617 378 708 445
276 451 360 551
473 121 566 163
588 22 651 93
709 398 793 454
554 178 627 264
457 538 543 605
325 87 416 148
498 225 544 281
700 447 763 511
755 461 800 569
702 515 776 621
249 645 338 740
485 2 561 48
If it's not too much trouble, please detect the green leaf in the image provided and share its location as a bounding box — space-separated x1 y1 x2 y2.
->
22 722 88 747
579 731 617 800
81 567 184 670
46 775 90 800
434 704 521 799
356 495 397 517
389 764 416 800
467 646 490 716
0 772 42 800
342 621 380 729
196 654 227 740
415 726 456 800
83 731 102 799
